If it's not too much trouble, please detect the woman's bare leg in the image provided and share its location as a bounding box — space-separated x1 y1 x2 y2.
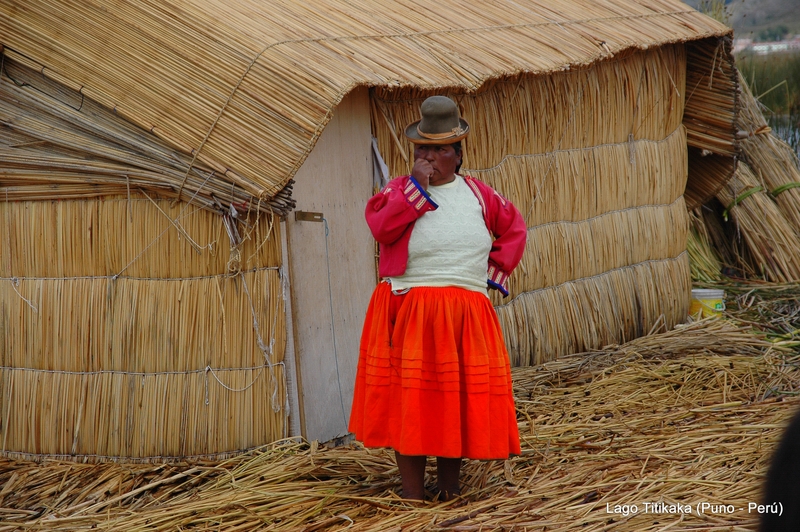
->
436 457 462 500
395 452 426 500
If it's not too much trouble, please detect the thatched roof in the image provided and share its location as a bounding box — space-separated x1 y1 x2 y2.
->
0 0 730 204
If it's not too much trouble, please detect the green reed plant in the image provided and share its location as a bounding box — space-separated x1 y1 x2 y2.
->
737 51 800 114
737 51 800 156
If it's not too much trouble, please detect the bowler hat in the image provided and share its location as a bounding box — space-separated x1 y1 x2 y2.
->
404 96 470 144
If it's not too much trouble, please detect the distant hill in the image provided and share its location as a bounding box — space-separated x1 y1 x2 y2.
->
682 0 800 40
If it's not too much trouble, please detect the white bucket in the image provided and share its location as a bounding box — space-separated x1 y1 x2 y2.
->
690 288 726 318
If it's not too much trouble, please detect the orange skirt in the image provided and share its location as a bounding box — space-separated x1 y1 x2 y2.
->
349 282 520 459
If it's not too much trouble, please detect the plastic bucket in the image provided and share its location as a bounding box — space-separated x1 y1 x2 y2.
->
690 288 726 318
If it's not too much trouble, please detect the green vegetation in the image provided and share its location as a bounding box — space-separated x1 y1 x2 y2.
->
696 0 732 26
737 51 800 155
737 51 800 113
758 24 790 42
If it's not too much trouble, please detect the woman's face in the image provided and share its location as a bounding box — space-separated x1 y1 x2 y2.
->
414 144 461 186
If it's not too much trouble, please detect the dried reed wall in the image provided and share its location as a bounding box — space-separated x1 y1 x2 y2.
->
0 196 287 461
372 45 692 366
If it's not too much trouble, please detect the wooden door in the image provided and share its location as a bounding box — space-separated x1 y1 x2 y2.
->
285 87 375 443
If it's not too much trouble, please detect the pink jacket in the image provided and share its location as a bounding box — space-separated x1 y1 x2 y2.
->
365 175 527 296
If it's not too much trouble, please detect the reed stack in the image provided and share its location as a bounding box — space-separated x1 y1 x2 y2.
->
683 72 800 283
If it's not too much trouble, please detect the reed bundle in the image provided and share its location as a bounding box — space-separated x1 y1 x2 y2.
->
0 269 284 373
683 38 739 157
687 210 723 282
0 316 791 531
685 74 800 283
470 126 688 230
736 74 800 233
0 0 729 202
0 55 296 216
690 201 761 279
0 363 287 461
685 148 738 211
715 162 800 282
682 37 740 209
0 194 287 460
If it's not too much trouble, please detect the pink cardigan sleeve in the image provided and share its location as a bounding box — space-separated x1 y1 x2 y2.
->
481 185 527 296
365 176 438 244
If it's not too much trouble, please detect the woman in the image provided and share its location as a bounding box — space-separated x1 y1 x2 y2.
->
349 95 527 501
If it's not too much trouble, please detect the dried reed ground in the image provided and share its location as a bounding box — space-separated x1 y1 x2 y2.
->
0 286 798 531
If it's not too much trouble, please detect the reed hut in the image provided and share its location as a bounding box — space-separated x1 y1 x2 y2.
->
0 0 738 459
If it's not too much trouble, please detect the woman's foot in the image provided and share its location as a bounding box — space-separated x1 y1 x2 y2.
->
431 486 461 502
395 452 426 500
436 456 462 501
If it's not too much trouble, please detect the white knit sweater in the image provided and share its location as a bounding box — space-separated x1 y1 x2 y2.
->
389 176 492 295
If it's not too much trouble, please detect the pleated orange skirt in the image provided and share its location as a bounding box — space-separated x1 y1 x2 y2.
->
349 282 520 459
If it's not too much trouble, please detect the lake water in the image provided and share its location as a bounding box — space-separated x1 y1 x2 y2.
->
769 114 800 159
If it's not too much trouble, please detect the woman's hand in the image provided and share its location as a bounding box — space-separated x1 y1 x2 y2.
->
411 158 434 190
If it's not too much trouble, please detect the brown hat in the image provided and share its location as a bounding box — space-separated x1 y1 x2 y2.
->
404 96 470 144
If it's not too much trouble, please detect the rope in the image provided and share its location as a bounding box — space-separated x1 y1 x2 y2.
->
114 169 216 279
0 363 280 376
239 271 285 414
722 186 763 221
771 182 800 197
140 189 205 254
1 266 279 283
8 277 37 312
204 365 266 405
